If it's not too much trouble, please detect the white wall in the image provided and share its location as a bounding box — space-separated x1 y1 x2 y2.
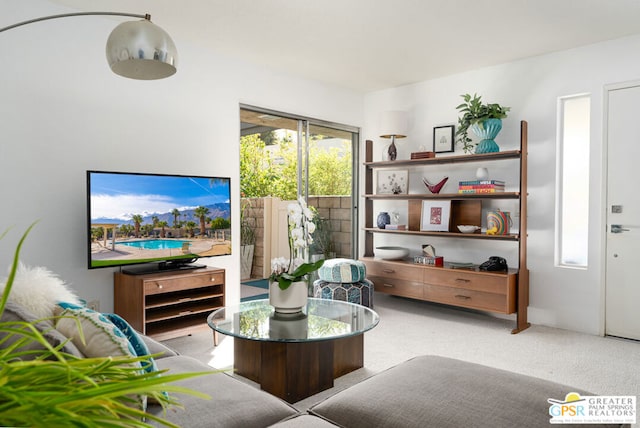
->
362 34 640 335
0 1 363 311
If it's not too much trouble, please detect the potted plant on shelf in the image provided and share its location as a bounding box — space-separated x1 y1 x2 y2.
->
269 198 324 314
455 93 510 154
240 199 256 280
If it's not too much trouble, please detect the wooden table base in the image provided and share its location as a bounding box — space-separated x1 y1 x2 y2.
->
234 334 364 403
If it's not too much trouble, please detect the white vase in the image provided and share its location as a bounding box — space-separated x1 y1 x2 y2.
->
269 280 308 314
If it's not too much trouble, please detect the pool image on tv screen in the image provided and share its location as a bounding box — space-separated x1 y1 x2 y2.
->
87 171 231 271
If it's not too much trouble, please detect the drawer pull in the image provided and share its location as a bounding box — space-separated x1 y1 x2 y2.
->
157 283 163 289
382 269 395 274
383 283 395 288
455 294 471 300
455 278 471 283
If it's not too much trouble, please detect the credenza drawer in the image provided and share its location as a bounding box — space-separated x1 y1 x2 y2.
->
369 275 424 299
423 269 514 295
144 272 223 295
362 260 422 282
424 283 515 314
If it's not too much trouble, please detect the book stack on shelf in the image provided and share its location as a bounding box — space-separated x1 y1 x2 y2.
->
458 180 505 194
384 224 406 230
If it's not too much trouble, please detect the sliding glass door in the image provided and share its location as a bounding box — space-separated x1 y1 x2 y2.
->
240 106 359 276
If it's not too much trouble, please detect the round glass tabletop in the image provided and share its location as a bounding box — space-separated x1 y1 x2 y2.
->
207 298 379 343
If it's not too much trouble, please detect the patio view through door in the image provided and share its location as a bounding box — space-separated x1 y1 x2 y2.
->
239 106 359 288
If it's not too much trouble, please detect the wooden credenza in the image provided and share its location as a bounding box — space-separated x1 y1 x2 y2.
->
362 258 516 315
114 267 225 341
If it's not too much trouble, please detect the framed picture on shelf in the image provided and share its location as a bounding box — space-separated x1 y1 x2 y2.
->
376 169 409 194
420 200 451 231
433 125 455 153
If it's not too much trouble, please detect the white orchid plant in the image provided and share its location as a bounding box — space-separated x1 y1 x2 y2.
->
270 198 324 290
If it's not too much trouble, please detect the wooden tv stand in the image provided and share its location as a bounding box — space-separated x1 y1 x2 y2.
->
114 267 225 341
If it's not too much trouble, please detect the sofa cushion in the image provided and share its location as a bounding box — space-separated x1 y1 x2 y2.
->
105 313 159 374
148 355 299 428
310 355 626 428
56 306 137 362
269 414 338 427
0 301 84 358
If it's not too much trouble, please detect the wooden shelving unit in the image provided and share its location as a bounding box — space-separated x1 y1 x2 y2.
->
361 121 529 333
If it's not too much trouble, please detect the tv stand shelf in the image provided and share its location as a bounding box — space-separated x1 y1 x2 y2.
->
114 267 225 341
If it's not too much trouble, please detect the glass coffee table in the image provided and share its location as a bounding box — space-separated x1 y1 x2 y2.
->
207 298 379 403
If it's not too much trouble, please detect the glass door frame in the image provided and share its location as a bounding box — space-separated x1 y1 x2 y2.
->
240 104 360 258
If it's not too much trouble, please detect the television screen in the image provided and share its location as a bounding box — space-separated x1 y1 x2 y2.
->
87 170 231 273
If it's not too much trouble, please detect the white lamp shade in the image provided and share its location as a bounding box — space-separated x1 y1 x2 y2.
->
379 110 408 139
106 19 178 80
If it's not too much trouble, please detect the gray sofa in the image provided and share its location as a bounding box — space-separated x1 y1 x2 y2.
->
2 301 629 428
147 343 629 428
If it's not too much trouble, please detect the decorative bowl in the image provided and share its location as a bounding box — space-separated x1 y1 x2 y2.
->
457 225 481 234
375 246 410 260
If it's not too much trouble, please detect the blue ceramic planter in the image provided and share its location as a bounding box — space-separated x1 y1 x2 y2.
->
471 118 502 153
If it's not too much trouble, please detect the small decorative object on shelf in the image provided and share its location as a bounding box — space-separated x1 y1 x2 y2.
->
413 255 444 266
379 110 408 161
433 125 455 153
476 167 489 180
385 224 406 230
374 246 409 260
376 169 408 194
420 201 451 231
457 225 480 234
423 176 449 194
455 93 510 154
376 212 391 229
422 244 436 257
487 210 512 235
411 151 435 159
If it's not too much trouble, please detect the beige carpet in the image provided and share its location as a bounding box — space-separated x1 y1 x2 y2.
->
162 293 640 411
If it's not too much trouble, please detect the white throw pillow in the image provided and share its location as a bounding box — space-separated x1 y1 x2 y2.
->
0 263 82 319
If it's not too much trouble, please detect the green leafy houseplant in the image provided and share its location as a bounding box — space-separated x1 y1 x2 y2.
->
240 199 256 247
455 93 510 153
310 213 334 259
0 223 211 427
269 198 324 290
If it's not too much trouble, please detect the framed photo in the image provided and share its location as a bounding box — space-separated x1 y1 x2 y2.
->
376 169 408 194
420 200 451 231
433 125 455 153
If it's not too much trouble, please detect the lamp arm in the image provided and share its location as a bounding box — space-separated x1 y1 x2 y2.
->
0 12 150 33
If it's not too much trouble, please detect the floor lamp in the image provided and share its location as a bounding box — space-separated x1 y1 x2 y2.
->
0 12 178 80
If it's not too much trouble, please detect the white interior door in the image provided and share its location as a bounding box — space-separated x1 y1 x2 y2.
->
605 83 640 340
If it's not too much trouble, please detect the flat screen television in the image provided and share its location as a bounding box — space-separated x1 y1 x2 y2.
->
87 170 231 274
